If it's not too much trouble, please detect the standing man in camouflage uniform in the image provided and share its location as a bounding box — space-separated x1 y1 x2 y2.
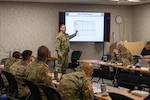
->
9 50 32 98
111 41 134 64
57 63 94 100
25 46 55 100
55 24 78 74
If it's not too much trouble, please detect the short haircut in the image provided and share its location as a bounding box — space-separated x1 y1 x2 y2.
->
12 51 21 59
37 46 50 61
146 41 150 45
22 50 32 60
60 24 65 28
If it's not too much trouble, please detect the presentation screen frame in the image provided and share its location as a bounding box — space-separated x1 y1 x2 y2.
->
59 11 110 42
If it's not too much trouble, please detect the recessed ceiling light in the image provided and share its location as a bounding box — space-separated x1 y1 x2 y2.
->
128 0 140 2
112 0 119 1
112 0 140 2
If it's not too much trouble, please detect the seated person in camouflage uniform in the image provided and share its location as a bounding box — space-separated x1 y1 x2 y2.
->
111 41 134 64
1 51 21 87
57 63 94 100
9 50 32 97
25 46 55 100
4 51 21 71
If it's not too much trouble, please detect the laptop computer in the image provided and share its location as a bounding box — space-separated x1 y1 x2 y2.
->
138 59 150 68
121 58 131 66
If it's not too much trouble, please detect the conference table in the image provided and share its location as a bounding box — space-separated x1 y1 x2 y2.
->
77 60 150 73
47 57 57 67
51 59 149 100
94 86 147 100
52 79 147 100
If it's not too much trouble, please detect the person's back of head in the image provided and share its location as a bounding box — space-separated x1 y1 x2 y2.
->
37 46 50 62
12 51 21 59
22 50 32 61
80 63 94 77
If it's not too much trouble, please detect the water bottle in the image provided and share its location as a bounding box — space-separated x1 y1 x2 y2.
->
54 67 58 80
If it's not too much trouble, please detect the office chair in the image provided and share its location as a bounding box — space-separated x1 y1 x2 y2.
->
22 78 42 100
109 92 133 100
91 68 102 83
133 55 142 64
0 74 5 93
99 55 115 84
2 70 18 99
39 83 62 100
116 71 140 90
2 70 29 100
68 51 82 71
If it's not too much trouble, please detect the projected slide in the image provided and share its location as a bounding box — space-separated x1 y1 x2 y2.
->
65 12 104 42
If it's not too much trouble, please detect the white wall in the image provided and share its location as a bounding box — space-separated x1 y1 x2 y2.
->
133 4 150 43
0 2 133 61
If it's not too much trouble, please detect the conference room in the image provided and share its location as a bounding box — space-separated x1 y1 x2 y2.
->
0 0 150 100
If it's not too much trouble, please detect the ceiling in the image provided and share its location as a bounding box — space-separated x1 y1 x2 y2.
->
0 0 150 5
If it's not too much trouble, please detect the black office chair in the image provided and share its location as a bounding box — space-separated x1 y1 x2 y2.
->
91 68 102 83
2 70 18 99
99 55 115 84
22 78 42 100
68 51 82 71
133 55 142 64
116 71 140 90
39 84 62 100
0 74 5 94
109 92 133 100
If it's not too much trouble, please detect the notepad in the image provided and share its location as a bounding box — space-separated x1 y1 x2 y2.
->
92 83 101 93
93 86 101 93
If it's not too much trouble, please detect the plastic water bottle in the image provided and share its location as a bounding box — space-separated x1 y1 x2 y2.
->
54 67 58 80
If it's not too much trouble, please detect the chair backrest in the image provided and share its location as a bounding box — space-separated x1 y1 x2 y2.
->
133 55 142 64
109 92 133 100
39 84 62 100
71 51 82 63
0 74 4 90
22 78 42 100
2 70 18 97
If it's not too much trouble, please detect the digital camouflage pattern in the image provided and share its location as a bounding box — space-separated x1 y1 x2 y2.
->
24 61 55 100
9 61 29 97
111 48 134 64
55 32 76 74
57 70 94 100
2 57 20 87
4 57 20 71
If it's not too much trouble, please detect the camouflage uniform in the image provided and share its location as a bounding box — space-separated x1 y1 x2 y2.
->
25 61 55 100
2 57 20 87
4 57 20 71
111 48 134 64
9 61 30 97
57 70 94 100
55 32 76 74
